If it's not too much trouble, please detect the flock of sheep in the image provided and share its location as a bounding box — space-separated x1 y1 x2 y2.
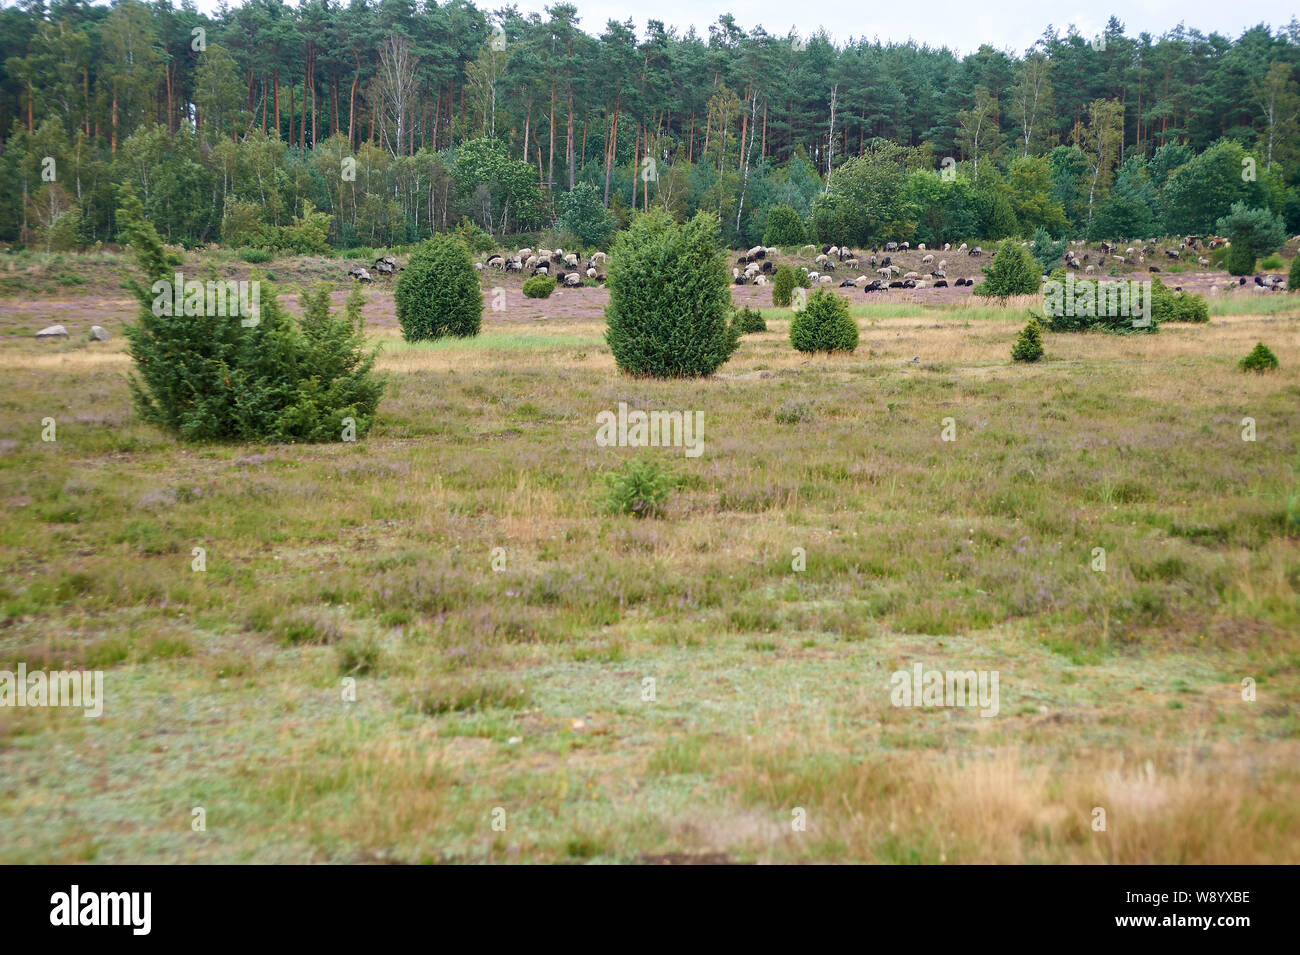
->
731 242 979 293
480 247 608 287
344 233 1292 298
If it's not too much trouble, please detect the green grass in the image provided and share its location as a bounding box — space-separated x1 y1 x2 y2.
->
0 257 1297 863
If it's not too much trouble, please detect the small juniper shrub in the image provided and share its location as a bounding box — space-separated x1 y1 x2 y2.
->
1239 342 1279 373
1011 315 1044 362
395 234 482 340
790 288 858 353
603 457 677 518
734 306 766 333
772 263 810 307
522 274 557 298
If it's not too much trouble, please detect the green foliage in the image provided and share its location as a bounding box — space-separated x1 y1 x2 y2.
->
1225 241 1256 277
1029 226 1066 272
733 306 766 333
771 263 810 307
118 190 383 443
240 247 272 264
556 182 616 247
1239 342 1279 373
604 210 738 378
1150 277 1208 323
395 235 482 341
1216 202 1288 267
1260 254 1283 270
603 458 676 518
974 239 1039 298
522 274 557 298
1163 140 1266 235
789 289 858 353
762 205 806 246
1011 316 1044 362
773 400 815 424
1289 255 1300 291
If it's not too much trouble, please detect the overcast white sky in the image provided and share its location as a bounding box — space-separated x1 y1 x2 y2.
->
172 0 1298 55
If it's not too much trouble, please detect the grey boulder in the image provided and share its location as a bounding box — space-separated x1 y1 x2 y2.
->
35 324 68 338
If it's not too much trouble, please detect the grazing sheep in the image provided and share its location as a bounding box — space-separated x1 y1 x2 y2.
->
564 272 582 287
921 254 934 265
591 251 607 266
518 247 533 260
876 267 892 278
505 256 523 272
912 280 927 289
532 264 550 276
900 242 910 251
563 253 579 269
1148 266 1160 273
537 248 553 262
938 260 947 270
881 256 891 266
845 258 859 269
1084 265 1096 274
1066 259 1080 270
815 253 829 266
748 245 766 260
823 260 836 271
863 280 883 293
474 262 484 272
969 246 983 256
934 280 948 288
524 255 538 271
827 246 840 259
885 242 899 252
808 271 820 282
487 255 506 271
818 275 833 284
839 280 856 287
586 267 597 279
1165 249 1180 260
869 256 878 268
943 243 951 252
958 243 968 252
1125 248 1135 256
854 276 869 287
888 280 904 288
930 270 945 279
917 243 927 251
755 274 768 285
903 271 920 280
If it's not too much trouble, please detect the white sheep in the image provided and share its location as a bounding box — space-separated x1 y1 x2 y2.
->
921 254 934 265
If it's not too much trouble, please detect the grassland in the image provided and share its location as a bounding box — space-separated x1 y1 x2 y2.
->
0 255 1297 863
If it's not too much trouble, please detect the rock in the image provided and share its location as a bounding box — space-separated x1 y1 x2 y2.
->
36 324 68 338
89 325 110 341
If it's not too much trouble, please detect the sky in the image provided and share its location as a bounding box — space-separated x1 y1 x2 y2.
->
169 0 1298 56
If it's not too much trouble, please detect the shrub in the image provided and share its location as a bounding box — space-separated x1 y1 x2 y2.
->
452 216 495 252
1151 276 1208 323
522 274 557 298
603 458 676 518
1029 226 1066 273
1216 202 1287 262
1260 254 1283 271
1290 255 1300 291
1239 342 1279 373
240 247 272 264
395 235 482 341
119 189 384 443
1225 240 1255 277
790 288 858 353
605 210 738 378
774 400 814 424
772 263 810 307
974 238 1039 298
1011 316 1044 362
763 205 807 246
556 182 616 247
734 306 766 333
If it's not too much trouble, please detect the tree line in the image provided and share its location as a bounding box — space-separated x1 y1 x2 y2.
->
2 1 1298 251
